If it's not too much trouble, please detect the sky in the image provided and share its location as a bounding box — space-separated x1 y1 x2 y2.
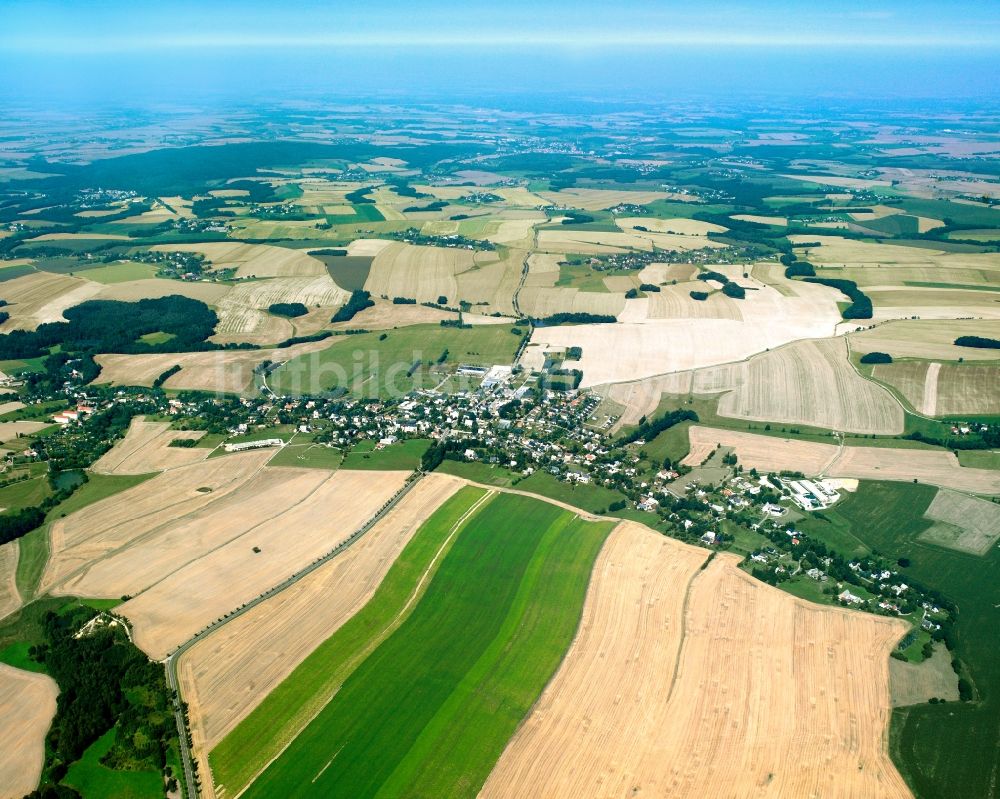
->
1 0 998 103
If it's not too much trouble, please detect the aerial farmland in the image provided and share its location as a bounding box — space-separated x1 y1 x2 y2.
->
0 14 998 798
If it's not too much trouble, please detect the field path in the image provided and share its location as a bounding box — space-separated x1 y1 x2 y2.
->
921 362 942 415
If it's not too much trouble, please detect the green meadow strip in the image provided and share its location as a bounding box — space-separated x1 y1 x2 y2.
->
241 492 612 799
209 485 490 795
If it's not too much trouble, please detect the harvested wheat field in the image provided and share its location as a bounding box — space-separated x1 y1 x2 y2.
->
94 338 332 394
177 474 461 780
92 417 207 474
119 468 409 659
0 664 58 799
537 188 674 210
918 489 1000 555
152 242 327 278
482 521 708 799
518 286 627 320
872 361 932 414
851 319 1000 362
364 242 475 304
95 277 230 304
595 372 695 426
0 421 50 443
0 540 20 620
211 275 348 345
615 216 727 235
0 271 102 332
484 527 910 799
932 363 1000 416
686 425 1000 495
55 466 329 602
41 450 273 594
695 337 904 434
529 282 840 387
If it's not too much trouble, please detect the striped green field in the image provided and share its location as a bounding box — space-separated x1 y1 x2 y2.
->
213 488 613 799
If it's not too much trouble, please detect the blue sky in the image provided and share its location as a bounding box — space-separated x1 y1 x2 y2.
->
2 0 999 50
0 1 997 102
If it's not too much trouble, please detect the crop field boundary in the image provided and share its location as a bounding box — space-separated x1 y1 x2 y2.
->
166 473 428 799
226 487 496 799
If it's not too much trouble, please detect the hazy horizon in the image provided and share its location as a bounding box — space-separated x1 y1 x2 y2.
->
1 0 998 106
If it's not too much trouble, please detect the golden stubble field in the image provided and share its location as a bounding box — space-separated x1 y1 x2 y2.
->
177 474 462 790
45 455 409 660
483 521 910 798
0 540 19 620
685 425 1000 495
0 663 58 799
91 416 208 474
694 337 904 434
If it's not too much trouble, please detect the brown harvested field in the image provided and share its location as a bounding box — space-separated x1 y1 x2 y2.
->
537 188 676 210
866 288 1000 322
210 275 348 345
851 319 1000 362
832 446 1000 495
695 337 904 434
483 527 910 799
0 271 102 332
0 540 20 620
596 372 694 426
0 400 25 416
918 489 1000 555
0 421 50 444
536 229 724 255
119 468 409 659
686 425 1000 494
933 363 1000 416
92 416 207 474
364 242 475 304
151 242 327 278
41 450 274 594
329 298 455 331
176 473 461 765
615 216 727 235
529 272 844 386
873 361 931 413
647 283 742 320
0 663 58 799
93 338 332 394
95 277 230 304
889 646 959 707
732 213 788 226
55 467 332 605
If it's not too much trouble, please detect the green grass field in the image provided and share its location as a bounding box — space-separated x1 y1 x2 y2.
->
62 728 162 799
957 450 1000 470
270 324 521 397
239 491 612 799
340 438 430 471
801 480 1000 799
210 487 490 794
78 261 159 284
437 460 628 515
0 473 52 511
266 442 343 470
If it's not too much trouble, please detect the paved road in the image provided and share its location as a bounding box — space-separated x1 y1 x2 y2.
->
164 473 424 798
